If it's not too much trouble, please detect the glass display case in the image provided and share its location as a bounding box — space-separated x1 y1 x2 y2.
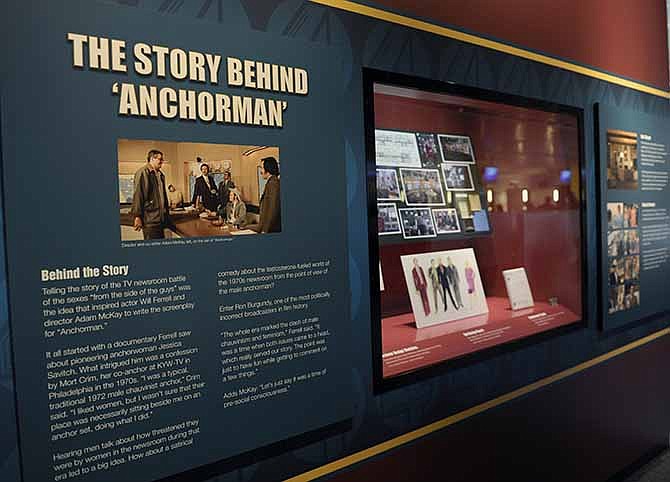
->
365 70 586 388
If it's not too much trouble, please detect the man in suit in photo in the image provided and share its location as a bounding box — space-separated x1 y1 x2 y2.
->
192 162 219 212
131 149 172 240
251 157 281 233
217 170 235 210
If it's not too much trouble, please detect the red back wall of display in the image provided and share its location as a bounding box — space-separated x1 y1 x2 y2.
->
375 93 583 318
370 0 670 90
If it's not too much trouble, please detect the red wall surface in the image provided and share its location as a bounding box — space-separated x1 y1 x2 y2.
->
371 0 670 90
375 93 583 317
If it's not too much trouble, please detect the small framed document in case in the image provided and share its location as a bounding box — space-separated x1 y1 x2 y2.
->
503 267 534 310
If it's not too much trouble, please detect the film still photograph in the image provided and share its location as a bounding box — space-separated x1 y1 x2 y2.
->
118 139 281 242
624 230 640 255
376 168 401 201
400 248 488 328
432 208 461 234
607 202 624 230
607 203 639 231
378 203 402 235
399 168 446 206
608 258 625 286
609 281 640 314
608 230 624 258
607 129 638 190
416 133 442 168
438 134 475 163
624 256 640 281
399 207 437 239
443 163 474 191
624 203 639 228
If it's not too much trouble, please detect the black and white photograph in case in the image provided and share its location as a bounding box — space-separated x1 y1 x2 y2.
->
416 133 441 168
438 134 475 163
400 248 488 328
399 207 437 239
376 168 401 201
399 168 446 206
442 163 474 191
377 203 402 235
433 208 461 234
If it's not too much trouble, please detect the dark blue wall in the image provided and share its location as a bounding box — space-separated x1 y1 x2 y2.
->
1 1 669 481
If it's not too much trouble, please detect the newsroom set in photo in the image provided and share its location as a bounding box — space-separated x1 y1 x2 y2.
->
118 139 281 241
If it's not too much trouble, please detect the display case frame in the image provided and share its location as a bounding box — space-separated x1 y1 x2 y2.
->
364 68 589 393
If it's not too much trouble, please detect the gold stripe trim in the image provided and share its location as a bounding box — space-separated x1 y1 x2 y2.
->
309 0 670 99
285 327 670 481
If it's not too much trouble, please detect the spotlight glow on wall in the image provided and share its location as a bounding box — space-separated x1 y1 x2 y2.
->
521 188 529 204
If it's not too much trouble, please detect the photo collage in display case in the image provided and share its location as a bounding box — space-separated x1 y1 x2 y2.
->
375 129 489 240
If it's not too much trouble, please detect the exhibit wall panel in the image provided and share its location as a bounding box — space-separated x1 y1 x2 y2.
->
1 1 670 482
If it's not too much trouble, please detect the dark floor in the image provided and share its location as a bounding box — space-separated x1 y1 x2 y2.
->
624 451 670 482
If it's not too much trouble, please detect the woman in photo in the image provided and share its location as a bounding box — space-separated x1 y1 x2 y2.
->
224 188 247 227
